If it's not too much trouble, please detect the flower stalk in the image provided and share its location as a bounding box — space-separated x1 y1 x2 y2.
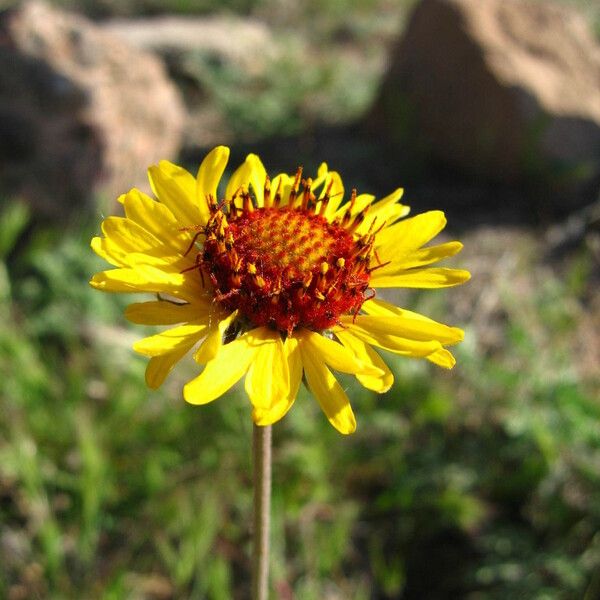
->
252 423 272 600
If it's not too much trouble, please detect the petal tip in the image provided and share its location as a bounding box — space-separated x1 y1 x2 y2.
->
88 274 105 289
376 382 393 394
452 327 465 342
182 382 197 405
338 418 357 435
145 369 162 390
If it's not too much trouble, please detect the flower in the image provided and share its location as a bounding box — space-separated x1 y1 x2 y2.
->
90 146 470 434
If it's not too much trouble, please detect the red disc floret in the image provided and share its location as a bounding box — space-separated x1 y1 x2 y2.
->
199 191 375 334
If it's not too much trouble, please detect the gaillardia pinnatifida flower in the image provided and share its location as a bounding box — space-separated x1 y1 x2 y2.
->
90 146 470 434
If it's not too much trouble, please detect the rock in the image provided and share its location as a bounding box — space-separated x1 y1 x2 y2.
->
368 0 600 204
103 16 277 77
0 1 185 218
102 16 279 149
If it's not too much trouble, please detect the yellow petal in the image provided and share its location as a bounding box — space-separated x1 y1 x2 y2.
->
125 300 209 325
248 154 267 207
362 298 466 337
193 309 238 364
148 163 202 226
375 241 464 274
183 335 258 405
101 216 162 254
335 330 393 393
310 162 328 193
378 203 411 227
362 297 413 317
426 348 456 369
111 249 187 271
157 160 196 201
252 335 302 426
343 315 464 344
370 267 471 288
270 173 293 206
355 201 410 236
299 342 356 435
133 321 209 357
196 146 230 221
225 154 266 208
92 233 176 270
322 171 345 219
370 187 405 216
120 188 184 247
245 328 289 411
334 193 375 219
340 187 407 236
91 236 124 268
364 298 454 326
90 266 204 300
341 323 443 357
91 266 182 294
285 336 303 403
298 330 382 376
376 210 447 255
145 345 191 389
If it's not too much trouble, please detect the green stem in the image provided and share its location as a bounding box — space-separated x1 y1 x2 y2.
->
252 424 272 600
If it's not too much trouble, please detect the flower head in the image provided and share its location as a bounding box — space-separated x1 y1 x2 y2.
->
91 146 470 434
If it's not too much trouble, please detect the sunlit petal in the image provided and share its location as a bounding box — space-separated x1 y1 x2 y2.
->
196 145 230 221
300 341 357 435
336 329 394 393
245 328 289 411
184 335 257 405
133 321 209 357
125 300 209 325
193 309 238 364
148 162 202 226
371 267 471 288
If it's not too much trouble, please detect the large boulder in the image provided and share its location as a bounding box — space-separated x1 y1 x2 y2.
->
369 0 600 204
0 1 185 218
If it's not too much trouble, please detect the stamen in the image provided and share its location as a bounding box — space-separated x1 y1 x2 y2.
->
349 188 357 213
348 205 370 234
207 194 218 211
288 167 303 208
263 175 271 208
319 179 335 216
242 191 254 213
341 189 357 228
301 178 314 211
273 178 283 208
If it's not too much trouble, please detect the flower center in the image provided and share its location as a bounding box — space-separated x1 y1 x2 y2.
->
232 209 343 279
197 184 375 334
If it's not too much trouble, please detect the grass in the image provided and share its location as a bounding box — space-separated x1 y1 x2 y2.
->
0 197 598 599
1 0 599 596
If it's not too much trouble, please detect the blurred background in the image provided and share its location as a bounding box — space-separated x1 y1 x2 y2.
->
0 0 599 598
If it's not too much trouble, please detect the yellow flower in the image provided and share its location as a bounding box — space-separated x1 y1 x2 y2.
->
90 146 470 434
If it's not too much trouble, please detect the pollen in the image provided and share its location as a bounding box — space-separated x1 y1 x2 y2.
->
197 178 377 334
